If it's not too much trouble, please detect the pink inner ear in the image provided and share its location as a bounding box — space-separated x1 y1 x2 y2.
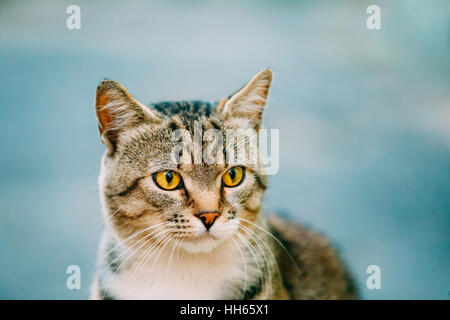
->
96 90 114 135
222 69 273 119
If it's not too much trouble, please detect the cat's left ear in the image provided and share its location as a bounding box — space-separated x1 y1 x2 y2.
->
218 68 273 129
95 80 161 154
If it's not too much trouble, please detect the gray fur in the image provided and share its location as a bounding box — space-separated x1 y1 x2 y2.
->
91 69 357 300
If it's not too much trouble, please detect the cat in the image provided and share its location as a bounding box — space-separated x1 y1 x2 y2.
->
91 69 357 300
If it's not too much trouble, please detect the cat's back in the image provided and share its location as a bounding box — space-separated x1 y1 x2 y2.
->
267 214 358 299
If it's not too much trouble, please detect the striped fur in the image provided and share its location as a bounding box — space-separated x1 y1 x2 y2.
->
91 69 357 300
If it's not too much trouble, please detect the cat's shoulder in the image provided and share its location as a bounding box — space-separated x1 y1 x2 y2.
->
266 213 358 299
267 213 331 252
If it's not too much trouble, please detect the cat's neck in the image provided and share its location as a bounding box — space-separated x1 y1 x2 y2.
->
101 232 258 299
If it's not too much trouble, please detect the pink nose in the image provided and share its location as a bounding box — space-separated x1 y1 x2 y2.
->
196 212 219 229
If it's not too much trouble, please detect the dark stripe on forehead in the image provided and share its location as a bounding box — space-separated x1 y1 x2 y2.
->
209 119 222 131
151 100 213 117
168 120 179 132
150 101 218 133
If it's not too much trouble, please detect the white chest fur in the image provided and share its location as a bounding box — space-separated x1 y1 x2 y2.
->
102 239 253 300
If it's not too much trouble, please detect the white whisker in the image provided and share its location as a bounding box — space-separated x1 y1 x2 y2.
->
240 218 299 272
230 233 247 299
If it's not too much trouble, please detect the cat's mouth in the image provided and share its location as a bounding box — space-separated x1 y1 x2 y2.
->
187 231 218 241
197 232 217 240
179 231 222 253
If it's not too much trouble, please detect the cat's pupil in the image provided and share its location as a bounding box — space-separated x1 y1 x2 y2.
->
229 168 236 181
166 171 173 183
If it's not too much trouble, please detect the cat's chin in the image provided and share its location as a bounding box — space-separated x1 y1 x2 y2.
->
179 233 225 254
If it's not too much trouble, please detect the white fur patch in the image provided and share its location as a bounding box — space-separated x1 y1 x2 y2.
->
102 233 258 300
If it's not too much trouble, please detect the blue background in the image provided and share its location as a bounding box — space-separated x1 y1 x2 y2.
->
0 0 449 299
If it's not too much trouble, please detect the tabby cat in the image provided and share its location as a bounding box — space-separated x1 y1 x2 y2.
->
91 69 356 300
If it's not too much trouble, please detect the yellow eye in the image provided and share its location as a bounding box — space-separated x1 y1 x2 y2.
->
153 171 183 190
222 167 245 187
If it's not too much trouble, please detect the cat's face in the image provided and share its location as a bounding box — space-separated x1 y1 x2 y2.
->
96 69 272 253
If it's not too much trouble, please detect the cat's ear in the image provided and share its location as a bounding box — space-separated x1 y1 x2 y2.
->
95 80 160 153
218 68 273 129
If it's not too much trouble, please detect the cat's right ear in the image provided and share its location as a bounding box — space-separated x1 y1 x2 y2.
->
218 69 273 130
95 80 160 154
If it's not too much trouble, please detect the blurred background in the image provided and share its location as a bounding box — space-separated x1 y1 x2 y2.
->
0 0 449 299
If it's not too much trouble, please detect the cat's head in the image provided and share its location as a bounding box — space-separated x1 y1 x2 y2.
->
95 69 272 253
